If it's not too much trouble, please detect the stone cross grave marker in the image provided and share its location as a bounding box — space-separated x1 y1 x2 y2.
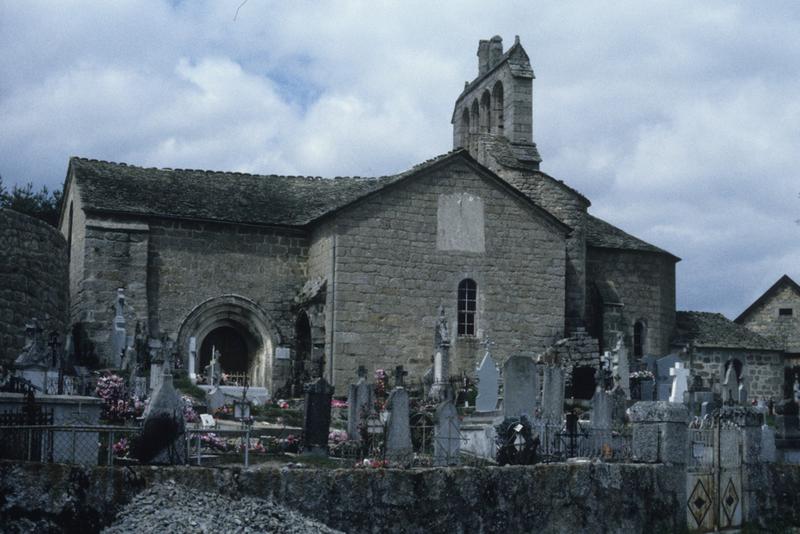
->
475 340 499 413
141 361 186 465
610 333 630 399
429 306 452 402
394 365 408 388
503 355 538 419
303 377 335 455
434 399 460 466
669 361 690 403
611 385 627 427
590 389 612 431
656 354 680 401
541 365 565 423
385 379 412 466
347 365 374 443
721 363 739 405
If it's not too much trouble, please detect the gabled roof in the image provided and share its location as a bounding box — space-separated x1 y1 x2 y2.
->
585 214 680 261
735 274 800 324
64 149 572 234
673 311 783 351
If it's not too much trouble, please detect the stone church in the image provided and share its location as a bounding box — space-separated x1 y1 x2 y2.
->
56 35 679 394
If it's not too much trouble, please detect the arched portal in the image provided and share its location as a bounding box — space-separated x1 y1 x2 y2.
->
177 295 281 389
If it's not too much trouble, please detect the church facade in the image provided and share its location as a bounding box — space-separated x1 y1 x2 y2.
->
57 36 678 394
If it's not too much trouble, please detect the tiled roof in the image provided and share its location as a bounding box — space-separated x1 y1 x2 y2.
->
734 274 800 323
69 151 461 227
585 214 679 260
674 311 784 351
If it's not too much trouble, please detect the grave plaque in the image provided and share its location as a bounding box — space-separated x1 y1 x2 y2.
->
347 366 374 443
475 350 499 413
541 365 565 423
385 385 412 466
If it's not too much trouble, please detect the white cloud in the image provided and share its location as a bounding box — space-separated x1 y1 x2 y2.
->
1 0 799 318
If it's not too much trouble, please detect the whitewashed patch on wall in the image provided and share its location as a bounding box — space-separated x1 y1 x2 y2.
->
437 193 485 252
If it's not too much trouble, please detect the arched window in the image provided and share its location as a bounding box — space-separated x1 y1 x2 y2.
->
492 81 504 134
633 320 646 357
480 90 491 133
457 279 477 336
460 108 470 148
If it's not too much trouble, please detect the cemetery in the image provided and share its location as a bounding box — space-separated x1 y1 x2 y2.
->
2 34 800 533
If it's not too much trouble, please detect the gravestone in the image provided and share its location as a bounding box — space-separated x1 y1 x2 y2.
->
655 354 680 401
148 338 163 391
541 365 565 423
611 385 627 427
187 336 198 384
347 366 374 442
503 355 538 419
669 362 690 403
610 334 630 399
641 355 658 375
721 364 739 405
591 390 612 430
639 379 655 401
760 424 776 463
205 347 222 386
139 361 186 465
429 306 452 402
475 345 499 413
205 387 226 413
738 382 748 404
110 288 127 368
303 377 334 455
434 399 460 466
385 366 412 466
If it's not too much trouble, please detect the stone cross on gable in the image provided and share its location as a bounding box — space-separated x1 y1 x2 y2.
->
394 365 408 388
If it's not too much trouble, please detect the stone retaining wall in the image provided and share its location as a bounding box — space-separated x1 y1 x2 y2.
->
0 208 68 363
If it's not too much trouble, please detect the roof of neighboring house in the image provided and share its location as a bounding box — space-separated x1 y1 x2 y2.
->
735 274 800 324
585 214 680 260
65 149 571 234
673 311 784 351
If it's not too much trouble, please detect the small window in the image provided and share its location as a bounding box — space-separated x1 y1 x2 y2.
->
633 321 646 358
457 279 477 336
779 308 793 316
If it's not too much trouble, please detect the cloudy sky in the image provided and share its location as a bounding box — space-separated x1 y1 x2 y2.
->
1 1 798 318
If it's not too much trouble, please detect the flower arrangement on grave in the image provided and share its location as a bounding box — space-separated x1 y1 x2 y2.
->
182 395 199 423
355 458 388 469
213 404 233 418
239 439 266 453
630 370 654 382
95 373 131 422
328 429 348 443
112 437 130 458
331 398 348 408
200 432 231 452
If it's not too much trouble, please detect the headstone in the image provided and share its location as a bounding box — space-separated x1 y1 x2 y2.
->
205 387 227 413
139 363 186 464
205 346 222 386
133 377 148 400
347 366 374 443
475 345 499 413
434 399 460 466
760 424 776 463
110 288 127 368
669 362 690 403
610 334 630 399
541 365 565 423
639 379 655 401
721 363 739 405
738 382 748 404
655 354 680 401
148 338 163 391
640 355 658 375
429 306 452 402
611 385 627 427
385 381 412 466
503 355 538 419
590 389 612 430
302 377 334 455
188 336 198 384
200 413 216 429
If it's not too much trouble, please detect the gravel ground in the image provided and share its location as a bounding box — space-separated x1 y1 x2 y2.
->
102 480 343 534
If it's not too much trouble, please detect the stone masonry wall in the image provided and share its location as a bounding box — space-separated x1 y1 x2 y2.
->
740 284 800 354
0 208 68 363
147 219 307 343
692 348 784 401
497 166 588 333
320 160 567 391
0 461 687 534
586 247 676 359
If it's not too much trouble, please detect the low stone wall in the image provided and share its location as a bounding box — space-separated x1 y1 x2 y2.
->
0 461 685 533
3 460 799 533
0 208 68 363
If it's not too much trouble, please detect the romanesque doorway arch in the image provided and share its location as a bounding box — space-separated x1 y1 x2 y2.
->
176 295 281 389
